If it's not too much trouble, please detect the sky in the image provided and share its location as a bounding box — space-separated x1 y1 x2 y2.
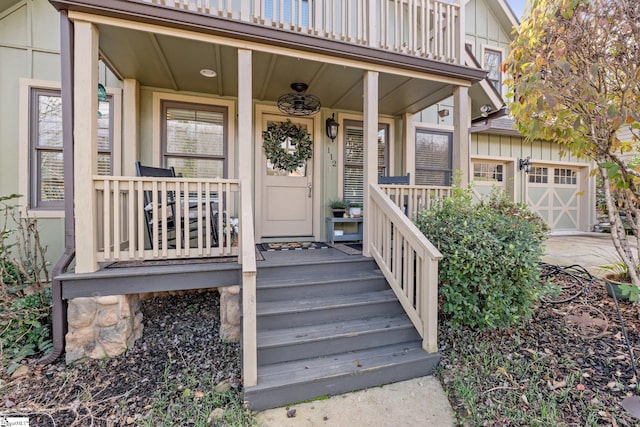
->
508 0 527 18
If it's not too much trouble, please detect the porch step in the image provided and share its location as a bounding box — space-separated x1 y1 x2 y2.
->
257 314 420 366
256 289 404 330
246 256 439 411
244 342 439 411
256 270 387 302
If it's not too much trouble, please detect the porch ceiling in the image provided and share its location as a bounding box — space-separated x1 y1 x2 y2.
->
97 24 453 116
0 0 21 13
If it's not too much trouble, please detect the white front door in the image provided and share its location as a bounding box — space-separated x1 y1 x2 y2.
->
259 114 314 239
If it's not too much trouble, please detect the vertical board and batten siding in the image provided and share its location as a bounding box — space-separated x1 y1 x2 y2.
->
470 132 594 231
0 0 64 265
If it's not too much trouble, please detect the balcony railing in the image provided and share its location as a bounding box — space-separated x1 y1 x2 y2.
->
144 0 462 63
93 176 240 262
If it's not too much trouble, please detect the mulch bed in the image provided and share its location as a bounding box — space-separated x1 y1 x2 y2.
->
440 264 640 425
0 291 241 426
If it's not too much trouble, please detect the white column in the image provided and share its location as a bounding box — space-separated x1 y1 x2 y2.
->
403 112 415 184
453 86 470 185
363 71 379 257
122 79 139 176
238 49 253 186
73 21 99 274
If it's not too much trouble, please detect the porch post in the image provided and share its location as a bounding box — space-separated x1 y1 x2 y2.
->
122 79 139 176
362 71 379 258
453 86 470 185
403 112 415 184
73 21 99 274
238 48 257 388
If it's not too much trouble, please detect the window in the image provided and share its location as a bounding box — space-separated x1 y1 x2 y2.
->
29 88 112 209
415 130 452 186
483 48 502 94
343 120 389 205
161 101 227 178
529 167 549 184
554 168 577 185
473 163 503 182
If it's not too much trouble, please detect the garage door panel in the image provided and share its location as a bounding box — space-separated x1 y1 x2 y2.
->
526 166 580 231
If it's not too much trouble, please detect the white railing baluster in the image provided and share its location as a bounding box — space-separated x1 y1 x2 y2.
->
113 180 121 259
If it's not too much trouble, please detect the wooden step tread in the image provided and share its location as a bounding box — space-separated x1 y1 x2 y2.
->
257 270 383 288
257 314 414 348
256 289 396 316
249 342 432 391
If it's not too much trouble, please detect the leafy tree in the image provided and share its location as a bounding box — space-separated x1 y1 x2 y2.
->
505 0 640 287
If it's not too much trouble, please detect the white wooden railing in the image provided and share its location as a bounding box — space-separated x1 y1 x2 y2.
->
369 184 442 352
379 184 451 220
93 176 240 262
143 0 463 63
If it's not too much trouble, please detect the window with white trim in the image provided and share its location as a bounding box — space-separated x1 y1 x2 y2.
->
415 130 452 186
483 48 502 94
29 88 112 209
529 167 549 184
343 120 389 205
161 101 227 178
473 162 504 182
554 168 577 185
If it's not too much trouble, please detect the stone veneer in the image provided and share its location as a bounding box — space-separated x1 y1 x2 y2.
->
64 287 241 364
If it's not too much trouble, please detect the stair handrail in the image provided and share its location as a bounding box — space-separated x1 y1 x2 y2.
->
368 184 442 352
239 178 258 387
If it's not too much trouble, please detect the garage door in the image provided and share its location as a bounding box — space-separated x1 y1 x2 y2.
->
526 166 580 230
471 161 507 202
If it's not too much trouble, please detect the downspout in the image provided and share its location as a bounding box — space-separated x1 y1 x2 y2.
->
38 10 75 364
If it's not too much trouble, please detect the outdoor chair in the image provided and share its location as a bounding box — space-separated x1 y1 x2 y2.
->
135 161 219 249
378 173 410 215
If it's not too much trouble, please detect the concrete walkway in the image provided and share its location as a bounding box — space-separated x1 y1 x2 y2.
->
255 232 620 427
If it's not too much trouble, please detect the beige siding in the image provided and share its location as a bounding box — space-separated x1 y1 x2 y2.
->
471 133 584 164
0 0 64 265
465 0 512 57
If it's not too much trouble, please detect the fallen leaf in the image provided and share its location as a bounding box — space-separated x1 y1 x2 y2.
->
576 384 586 391
552 380 567 389
194 391 204 399
521 394 529 405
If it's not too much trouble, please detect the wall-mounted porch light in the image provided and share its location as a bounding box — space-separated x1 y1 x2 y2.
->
518 156 532 173
325 113 339 142
480 104 492 117
98 83 107 102
438 109 450 118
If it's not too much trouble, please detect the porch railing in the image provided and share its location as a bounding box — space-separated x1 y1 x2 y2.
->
368 184 442 352
379 183 451 220
93 176 240 262
144 0 462 63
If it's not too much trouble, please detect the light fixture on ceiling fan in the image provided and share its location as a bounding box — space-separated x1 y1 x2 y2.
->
277 82 321 117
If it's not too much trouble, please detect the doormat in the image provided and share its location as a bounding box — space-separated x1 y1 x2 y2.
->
330 243 363 255
258 241 330 252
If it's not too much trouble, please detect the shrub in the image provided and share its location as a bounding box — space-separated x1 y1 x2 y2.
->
0 194 52 374
415 186 549 330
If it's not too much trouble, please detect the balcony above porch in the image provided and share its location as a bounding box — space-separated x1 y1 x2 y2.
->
50 0 485 115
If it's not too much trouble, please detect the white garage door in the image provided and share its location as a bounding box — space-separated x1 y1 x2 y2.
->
526 166 580 230
471 161 507 202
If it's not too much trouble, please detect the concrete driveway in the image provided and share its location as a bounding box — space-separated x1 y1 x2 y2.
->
542 232 631 277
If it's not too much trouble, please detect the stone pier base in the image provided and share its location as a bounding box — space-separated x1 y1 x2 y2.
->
64 287 241 364
65 294 143 364
219 286 241 341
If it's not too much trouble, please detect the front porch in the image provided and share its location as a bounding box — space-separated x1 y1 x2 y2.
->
47 0 480 409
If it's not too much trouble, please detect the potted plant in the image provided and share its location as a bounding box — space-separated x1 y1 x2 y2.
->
601 261 639 302
328 198 347 217
348 202 362 217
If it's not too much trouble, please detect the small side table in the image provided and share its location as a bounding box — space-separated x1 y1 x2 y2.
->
326 217 363 244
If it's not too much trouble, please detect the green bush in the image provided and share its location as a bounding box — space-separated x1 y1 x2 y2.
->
415 186 549 330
